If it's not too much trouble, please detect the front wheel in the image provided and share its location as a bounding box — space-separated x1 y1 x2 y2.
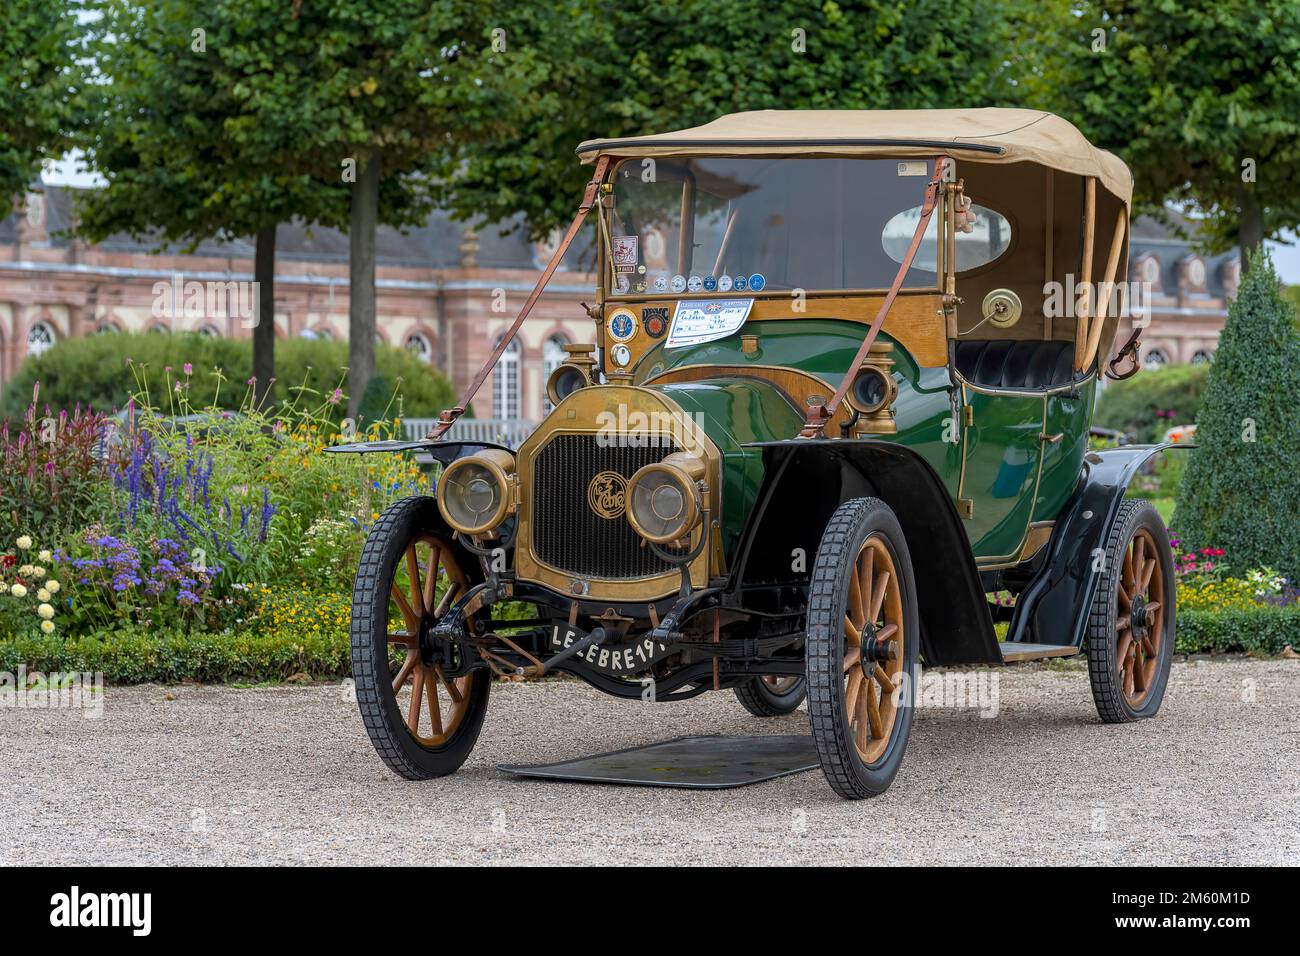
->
806 497 919 799
351 496 491 779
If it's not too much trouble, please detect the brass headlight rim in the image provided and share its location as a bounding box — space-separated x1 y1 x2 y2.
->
848 366 896 416
438 452 514 536
545 363 592 408
625 460 703 545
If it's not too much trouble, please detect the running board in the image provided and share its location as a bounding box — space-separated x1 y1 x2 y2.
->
998 642 1081 663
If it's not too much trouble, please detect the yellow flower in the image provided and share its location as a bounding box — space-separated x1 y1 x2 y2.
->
38 603 54 620
38 549 52 562
45 580 60 594
11 583 27 598
16 535 32 550
37 588 50 601
40 620 55 634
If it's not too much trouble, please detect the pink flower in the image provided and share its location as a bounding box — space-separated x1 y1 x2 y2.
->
183 363 193 376
247 376 256 385
328 388 343 404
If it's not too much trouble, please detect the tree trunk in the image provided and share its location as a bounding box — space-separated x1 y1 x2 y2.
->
1238 184 1264 275
348 152 380 419
253 224 277 408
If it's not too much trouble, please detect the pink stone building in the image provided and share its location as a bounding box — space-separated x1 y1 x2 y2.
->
2 190 1237 417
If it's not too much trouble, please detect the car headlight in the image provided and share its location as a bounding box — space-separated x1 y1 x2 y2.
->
626 452 705 544
546 363 591 406
437 449 515 535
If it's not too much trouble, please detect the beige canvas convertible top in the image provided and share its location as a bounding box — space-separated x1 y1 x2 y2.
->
577 108 1132 205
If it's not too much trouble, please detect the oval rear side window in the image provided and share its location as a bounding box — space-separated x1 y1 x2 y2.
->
882 203 1011 273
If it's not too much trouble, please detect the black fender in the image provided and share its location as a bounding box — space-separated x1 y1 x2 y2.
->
324 438 513 465
1005 443 1193 648
735 439 1000 666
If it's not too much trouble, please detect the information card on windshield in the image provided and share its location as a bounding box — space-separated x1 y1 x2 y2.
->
664 298 754 349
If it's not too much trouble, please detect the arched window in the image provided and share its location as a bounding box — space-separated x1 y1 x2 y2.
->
492 338 521 420
299 327 332 341
197 324 220 338
148 323 170 335
1190 349 1214 366
542 335 568 414
95 323 119 335
1142 348 1169 370
27 321 56 358
405 332 433 364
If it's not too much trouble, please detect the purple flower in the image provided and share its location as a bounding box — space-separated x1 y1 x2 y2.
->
329 388 343 405
183 363 193 376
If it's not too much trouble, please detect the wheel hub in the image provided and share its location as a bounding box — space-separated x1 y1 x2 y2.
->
1129 594 1150 636
860 624 898 663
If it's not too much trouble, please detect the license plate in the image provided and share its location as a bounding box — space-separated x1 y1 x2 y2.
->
548 625 672 676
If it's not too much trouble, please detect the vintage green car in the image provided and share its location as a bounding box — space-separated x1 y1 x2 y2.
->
335 109 1178 798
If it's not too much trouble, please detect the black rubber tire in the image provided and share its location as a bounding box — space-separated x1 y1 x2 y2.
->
734 676 807 716
351 495 490 779
1087 498 1175 724
806 497 919 799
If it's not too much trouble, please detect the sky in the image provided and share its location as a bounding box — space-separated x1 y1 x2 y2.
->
38 154 1300 285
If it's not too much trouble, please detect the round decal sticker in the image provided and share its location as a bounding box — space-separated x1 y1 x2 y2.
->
642 306 669 339
687 275 703 292
608 308 637 342
670 274 687 293
717 274 734 292
748 273 766 292
703 275 718 291
653 274 668 293
733 275 748 291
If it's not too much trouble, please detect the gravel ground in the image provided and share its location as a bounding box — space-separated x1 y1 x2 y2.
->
2 658 1297 866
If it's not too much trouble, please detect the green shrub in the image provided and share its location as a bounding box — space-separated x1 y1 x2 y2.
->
1172 253 1300 579
1094 363 1209 444
0 333 454 424
1174 605 1300 656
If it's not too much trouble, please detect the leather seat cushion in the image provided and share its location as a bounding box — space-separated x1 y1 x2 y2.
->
955 339 1075 389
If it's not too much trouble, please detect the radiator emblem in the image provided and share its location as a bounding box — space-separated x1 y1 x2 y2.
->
587 470 627 520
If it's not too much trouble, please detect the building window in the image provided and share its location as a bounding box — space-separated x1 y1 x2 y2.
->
542 335 568 414
95 323 119 335
27 321 56 358
1190 349 1214 366
493 338 521 420
405 332 433 364
197 325 220 338
1143 348 1169 370
299 327 332 341
148 323 170 334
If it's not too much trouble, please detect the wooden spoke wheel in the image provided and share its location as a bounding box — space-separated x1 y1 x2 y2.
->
734 674 807 717
807 497 918 799
1087 499 1175 723
351 496 491 779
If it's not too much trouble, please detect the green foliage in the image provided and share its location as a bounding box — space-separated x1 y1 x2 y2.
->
445 0 1031 240
0 0 80 199
1095 364 1209 443
0 333 453 421
0 625 352 684
1175 606 1300 656
1040 1 1300 255
1172 254 1300 577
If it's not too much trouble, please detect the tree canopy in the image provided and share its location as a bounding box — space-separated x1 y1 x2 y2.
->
1041 0 1300 268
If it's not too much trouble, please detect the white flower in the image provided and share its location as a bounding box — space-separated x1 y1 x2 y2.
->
38 549 51 562
37 588 50 601
40 620 54 634
18 565 34 577
0 582 8 595
31 566 45 578
10 583 27 598
15 535 32 550
37 603 54 620
45 580 60 594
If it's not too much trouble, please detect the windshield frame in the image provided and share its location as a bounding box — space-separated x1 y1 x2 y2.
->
599 155 946 300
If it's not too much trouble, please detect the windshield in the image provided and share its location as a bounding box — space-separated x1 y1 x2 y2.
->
605 157 940 295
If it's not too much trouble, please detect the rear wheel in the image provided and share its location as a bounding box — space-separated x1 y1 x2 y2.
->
734 675 807 716
806 497 918 799
351 496 491 779
1087 498 1175 723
